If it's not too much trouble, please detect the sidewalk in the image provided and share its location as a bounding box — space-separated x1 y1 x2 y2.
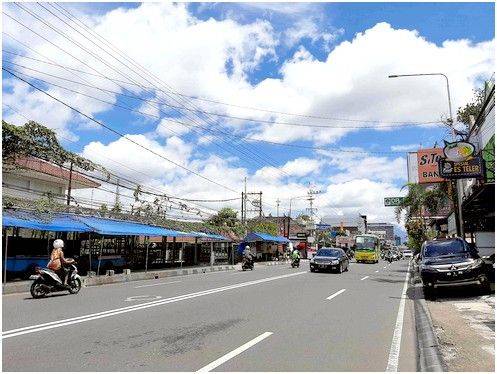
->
427 292 495 371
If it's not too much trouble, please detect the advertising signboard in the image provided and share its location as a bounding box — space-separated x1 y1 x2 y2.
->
417 148 445 183
296 232 308 239
438 140 484 179
438 156 485 179
384 197 405 206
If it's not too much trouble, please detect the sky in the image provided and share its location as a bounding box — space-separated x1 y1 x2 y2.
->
2 2 495 237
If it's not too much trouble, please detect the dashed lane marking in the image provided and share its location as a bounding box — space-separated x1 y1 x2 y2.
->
360 276 369 281
326 289 346 300
196 332 273 372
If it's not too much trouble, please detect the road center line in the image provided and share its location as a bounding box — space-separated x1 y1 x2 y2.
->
134 281 181 288
326 288 346 300
360 276 369 281
2 272 306 339
375 270 379 273
386 264 410 372
196 332 273 372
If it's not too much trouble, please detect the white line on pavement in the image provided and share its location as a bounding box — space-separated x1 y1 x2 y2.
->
385 264 410 372
2 271 306 339
375 270 379 273
326 289 346 300
196 332 273 372
360 276 369 281
134 281 181 288
383 266 387 269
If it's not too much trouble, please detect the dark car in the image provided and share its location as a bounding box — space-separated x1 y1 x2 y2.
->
310 248 349 273
420 238 490 298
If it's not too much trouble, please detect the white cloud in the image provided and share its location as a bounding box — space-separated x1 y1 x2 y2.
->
81 134 192 183
390 144 420 152
284 19 344 51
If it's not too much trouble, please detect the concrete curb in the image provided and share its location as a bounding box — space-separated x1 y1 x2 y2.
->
411 271 446 372
2 265 235 294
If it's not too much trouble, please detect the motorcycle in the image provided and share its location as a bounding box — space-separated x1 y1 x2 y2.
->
242 258 254 271
30 261 82 298
291 258 300 268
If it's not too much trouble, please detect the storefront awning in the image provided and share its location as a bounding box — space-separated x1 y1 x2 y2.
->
243 232 290 243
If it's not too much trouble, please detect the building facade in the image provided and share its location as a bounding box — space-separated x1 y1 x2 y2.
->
3 156 100 204
457 79 495 258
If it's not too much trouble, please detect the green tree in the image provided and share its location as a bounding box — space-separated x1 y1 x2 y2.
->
395 183 449 253
2 120 102 172
456 88 485 129
99 204 109 216
247 220 278 236
208 207 239 227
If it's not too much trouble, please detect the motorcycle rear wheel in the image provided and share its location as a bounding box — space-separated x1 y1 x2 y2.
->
30 280 47 299
68 278 82 294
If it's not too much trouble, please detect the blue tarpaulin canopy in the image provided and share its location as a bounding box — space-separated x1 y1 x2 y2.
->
188 231 230 241
2 211 91 232
72 216 187 237
243 232 290 243
3 210 187 238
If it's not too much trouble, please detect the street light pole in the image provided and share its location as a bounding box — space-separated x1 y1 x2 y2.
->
388 73 455 136
388 73 462 237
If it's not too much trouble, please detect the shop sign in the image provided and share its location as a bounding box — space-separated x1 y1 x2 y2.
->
296 232 308 239
442 140 476 162
438 156 485 179
384 197 405 206
417 148 445 183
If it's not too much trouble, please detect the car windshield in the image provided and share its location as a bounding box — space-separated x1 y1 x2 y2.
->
355 236 376 249
423 240 467 257
316 249 340 257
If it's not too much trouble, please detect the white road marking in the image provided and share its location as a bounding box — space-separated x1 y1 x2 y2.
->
2 271 306 339
375 270 379 273
383 266 387 269
125 295 162 302
360 276 369 281
134 281 181 288
196 331 273 372
326 289 346 300
386 264 410 372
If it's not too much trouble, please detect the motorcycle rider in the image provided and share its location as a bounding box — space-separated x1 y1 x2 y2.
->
243 245 254 266
47 239 74 286
291 248 301 264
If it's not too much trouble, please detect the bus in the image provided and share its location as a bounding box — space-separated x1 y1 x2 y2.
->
354 234 381 263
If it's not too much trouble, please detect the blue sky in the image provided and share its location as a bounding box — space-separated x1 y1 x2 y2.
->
2 2 495 229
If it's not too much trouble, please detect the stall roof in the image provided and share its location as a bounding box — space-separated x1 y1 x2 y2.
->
243 232 290 243
2 210 187 237
188 231 230 241
2 211 91 232
74 216 187 237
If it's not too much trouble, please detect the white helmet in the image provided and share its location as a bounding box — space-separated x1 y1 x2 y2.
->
53 239 64 249
245 245 250 250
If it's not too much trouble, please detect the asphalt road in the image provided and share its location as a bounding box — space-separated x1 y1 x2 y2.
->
2 259 416 371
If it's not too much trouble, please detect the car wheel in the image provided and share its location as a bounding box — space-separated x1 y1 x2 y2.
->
310 268 315 273
479 275 491 294
423 285 436 300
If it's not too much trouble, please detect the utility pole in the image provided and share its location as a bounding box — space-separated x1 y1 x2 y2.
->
276 198 280 217
115 178 120 209
259 192 262 218
66 161 73 206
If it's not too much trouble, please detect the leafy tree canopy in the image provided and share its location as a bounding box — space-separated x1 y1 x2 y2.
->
208 207 239 227
457 88 485 128
2 120 102 172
